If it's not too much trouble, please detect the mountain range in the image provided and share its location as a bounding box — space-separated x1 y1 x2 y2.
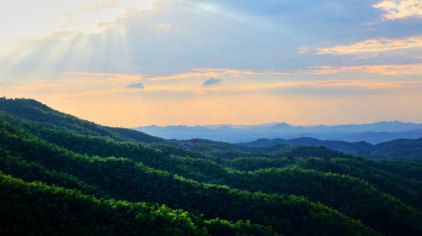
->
136 121 422 143
1 97 422 235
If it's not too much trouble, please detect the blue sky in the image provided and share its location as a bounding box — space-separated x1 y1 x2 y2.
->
0 0 421 126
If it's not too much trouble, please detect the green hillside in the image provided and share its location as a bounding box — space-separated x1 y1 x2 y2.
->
0 173 276 236
241 137 422 159
0 98 161 143
1 98 422 235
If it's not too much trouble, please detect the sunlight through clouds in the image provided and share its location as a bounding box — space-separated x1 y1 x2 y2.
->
0 0 153 74
0 0 153 41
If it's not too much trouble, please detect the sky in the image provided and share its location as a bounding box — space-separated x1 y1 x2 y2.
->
0 0 421 127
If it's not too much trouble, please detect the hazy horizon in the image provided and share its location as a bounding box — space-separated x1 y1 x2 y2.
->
6 95 422 128
137 120 422 128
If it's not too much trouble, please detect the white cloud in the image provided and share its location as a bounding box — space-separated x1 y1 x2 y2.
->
316 35 422 54
0 0 153 41
373 0 422 20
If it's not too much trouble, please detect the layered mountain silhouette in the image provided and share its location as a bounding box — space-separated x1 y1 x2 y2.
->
136 121 422 143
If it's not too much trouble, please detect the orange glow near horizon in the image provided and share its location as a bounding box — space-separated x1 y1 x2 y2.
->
4 90 420 128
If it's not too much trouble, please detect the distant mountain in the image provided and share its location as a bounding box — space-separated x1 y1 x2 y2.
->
340 129 422 143
135 121 422 143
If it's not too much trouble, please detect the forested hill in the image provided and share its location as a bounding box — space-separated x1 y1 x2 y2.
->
241 137 422 160
0 97 161 143
1 97 422 235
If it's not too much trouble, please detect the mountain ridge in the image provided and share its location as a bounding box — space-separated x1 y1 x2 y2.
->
136 121 422 144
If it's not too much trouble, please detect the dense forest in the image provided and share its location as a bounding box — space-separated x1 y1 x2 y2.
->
1 97 422 235
239 138 422 159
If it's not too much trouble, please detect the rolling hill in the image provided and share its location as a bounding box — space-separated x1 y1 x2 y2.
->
1 97 422 235
242 137 422 159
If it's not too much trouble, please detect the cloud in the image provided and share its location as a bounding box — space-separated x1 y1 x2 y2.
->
127 83 144 89
309 64 422 75
208 80 422 93
373 0 422 20
64 72 143 82
149 69 259 81
139 79 422 96
316 35 422 54
202 78 223 87
0 0 154 41
146 63 422 82
12 65 419 97
7 77 420 100
3 0 418 76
